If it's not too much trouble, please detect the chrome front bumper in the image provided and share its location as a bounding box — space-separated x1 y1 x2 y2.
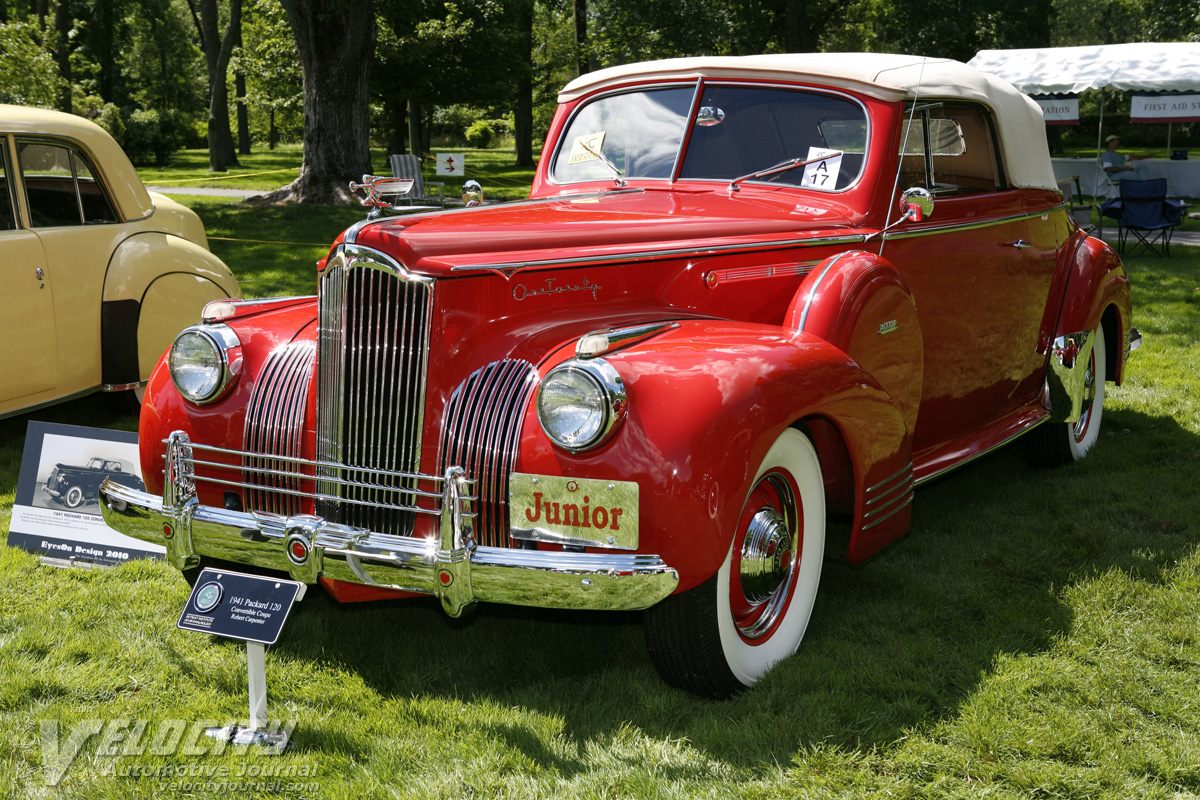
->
99 433 678 617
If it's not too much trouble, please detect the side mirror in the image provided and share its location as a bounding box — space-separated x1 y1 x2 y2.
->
899 187 934 222
348 175 416 218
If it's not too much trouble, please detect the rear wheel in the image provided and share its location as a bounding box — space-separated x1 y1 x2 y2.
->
1027 322 1106 466
645 428 825 698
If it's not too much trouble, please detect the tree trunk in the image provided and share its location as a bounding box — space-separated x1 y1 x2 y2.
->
573 0 587 77
95 0 116 101
784 0 813 52
385 96 406 157
513 0 534 168
235 28 250 154
54 0 71 112
269 109 278 150
198 0 242 172
250 0 375 205
407 99 423 158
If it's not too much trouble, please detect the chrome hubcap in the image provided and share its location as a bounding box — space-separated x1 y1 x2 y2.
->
733 472 800 640
740 508 792 605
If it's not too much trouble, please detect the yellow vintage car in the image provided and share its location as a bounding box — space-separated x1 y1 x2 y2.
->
0 104 240 417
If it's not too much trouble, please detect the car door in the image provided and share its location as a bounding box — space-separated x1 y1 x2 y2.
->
0 134 57 405
879 103 1059 454
16 137 122 397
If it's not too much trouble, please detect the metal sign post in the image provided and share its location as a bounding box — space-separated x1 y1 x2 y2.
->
178 568 306 752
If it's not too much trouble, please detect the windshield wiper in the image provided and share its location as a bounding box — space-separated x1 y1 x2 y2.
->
580 140 626 188
728 150 843 192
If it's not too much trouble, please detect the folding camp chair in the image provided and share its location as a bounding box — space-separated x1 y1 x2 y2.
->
388 154 445 206
1100 178 1187 257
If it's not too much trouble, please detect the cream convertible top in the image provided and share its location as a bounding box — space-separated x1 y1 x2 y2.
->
559 54 1057 193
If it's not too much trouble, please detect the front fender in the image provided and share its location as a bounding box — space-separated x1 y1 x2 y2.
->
138 303 318 497
515 319 912 591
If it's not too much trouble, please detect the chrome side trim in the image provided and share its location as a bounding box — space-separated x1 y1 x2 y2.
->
449 234 866 275
796 251 856 331
915 416 1049 487
706 261 819 287
576 321 679 358
861 462 914 531
99 379 147 393
881 207 1061 243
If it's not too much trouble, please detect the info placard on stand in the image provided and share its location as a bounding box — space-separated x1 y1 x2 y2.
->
178 568 306 752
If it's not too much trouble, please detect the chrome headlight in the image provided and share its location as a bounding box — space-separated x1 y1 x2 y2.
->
537 358 627 451
168 324 242 405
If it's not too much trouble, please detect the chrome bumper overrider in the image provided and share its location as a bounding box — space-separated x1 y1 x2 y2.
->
98 433 678 617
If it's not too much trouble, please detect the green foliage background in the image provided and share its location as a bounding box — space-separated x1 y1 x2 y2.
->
1 0 1196 166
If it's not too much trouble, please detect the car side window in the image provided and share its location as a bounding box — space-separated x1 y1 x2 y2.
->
898 104 1004 195
0 145 15 231
18 139 119 227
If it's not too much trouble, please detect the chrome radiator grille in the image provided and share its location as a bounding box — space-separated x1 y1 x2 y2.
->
440 359 538 547
316 247 434 535
243 340 317 515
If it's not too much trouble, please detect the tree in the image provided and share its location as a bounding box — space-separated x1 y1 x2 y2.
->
0 18 65 105
252 0 375 204
53 0 71 111
192 0 242 170
511 0 534 167
239 0 303 149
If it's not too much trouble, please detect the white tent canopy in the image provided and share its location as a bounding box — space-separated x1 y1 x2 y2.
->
968 43 1200 95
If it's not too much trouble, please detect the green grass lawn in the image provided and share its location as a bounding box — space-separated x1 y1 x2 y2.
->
138 144 538 203
2 193 1199 797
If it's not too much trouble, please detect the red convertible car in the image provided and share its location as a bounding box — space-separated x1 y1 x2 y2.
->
102 54 1138 697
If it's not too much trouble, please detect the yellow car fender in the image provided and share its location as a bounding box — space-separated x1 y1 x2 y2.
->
102 232 241 386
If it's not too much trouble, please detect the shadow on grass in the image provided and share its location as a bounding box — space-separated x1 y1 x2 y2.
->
248 403 1200 772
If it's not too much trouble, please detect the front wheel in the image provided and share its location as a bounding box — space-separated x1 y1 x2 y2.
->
1027 322 1107 467
63 485 85 508
645 428 825 698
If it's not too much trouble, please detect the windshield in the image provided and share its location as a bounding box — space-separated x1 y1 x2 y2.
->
551 84 868 191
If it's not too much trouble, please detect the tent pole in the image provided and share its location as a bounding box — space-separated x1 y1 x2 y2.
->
1167 123 1172 154
1096 91 1105 156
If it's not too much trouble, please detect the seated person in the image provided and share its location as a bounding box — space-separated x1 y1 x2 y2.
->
1101 135 1150 182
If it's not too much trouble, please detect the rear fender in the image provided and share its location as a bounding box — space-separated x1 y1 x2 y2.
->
516 319 913 591
1052 233 1132 384
102 232 241 385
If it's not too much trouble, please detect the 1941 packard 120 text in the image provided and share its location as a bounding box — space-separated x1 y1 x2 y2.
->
101 54 1139 697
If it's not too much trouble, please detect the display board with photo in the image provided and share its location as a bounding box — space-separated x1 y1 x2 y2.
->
8 421 164 566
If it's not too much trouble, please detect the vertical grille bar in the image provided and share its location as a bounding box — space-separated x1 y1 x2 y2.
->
243 340 317 515
315 247 434 534
440 360 538 547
